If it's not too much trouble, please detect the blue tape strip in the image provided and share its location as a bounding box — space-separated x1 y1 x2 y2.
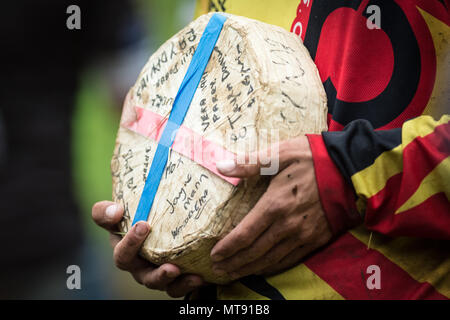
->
132 13 227 225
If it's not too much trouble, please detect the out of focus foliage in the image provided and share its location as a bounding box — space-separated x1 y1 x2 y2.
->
71 0 196 299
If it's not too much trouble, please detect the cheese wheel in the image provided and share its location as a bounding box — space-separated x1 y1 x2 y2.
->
111 13 327 284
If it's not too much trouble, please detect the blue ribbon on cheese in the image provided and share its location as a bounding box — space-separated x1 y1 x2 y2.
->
132 13 227 225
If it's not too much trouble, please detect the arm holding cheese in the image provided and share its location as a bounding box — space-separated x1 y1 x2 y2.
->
211 136 333 278
210 115 450 279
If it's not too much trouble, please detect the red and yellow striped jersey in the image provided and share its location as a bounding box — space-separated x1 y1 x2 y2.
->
194 0 450 299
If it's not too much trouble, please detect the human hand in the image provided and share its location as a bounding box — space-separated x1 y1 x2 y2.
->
211 136 333 279
92 201 205 297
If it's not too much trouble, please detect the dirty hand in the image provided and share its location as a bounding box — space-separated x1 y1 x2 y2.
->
211 136 333 279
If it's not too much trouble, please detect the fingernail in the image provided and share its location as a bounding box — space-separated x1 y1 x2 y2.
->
135 222 149 237
216 159 236 173
166 269 179 278
105 204 119 219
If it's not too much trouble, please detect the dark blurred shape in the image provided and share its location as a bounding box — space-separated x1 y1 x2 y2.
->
0 0 145 299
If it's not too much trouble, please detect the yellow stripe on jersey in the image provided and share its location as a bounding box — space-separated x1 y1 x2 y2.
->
216 263 344 300
266 263 344 300
195 0 299 31
395 156 450 214
419 8 450 118
351 226 450 298
402 115 450 146
350 115 450 201
351 144 403 201
194 0 209 18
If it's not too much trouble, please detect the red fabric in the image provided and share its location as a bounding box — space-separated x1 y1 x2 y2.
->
378 0 437 130
364 122 450 239
367 190 450 239
304 233 448 300
415 0 450 26
314 0 394 103
394 122 450 207
306 134 362 235
291 0 441 131
308 121 450 239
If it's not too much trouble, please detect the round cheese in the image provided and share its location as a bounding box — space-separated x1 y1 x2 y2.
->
111 13 327 284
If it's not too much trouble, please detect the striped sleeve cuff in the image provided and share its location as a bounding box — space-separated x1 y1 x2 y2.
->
306 134 362 236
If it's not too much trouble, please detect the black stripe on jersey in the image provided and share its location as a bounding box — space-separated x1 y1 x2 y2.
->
322 119 402 184
185 284 217 300
240 275 286 300
437 0 447 10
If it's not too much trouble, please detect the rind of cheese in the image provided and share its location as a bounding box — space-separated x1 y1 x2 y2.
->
111 13 327 284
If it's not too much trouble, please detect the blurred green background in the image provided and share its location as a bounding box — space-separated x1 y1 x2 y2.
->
71 0 197 299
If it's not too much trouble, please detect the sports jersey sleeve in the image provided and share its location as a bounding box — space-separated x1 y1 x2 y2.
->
307 114 450 239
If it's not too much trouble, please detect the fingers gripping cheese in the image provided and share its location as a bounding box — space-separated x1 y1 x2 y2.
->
111 13 327 284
